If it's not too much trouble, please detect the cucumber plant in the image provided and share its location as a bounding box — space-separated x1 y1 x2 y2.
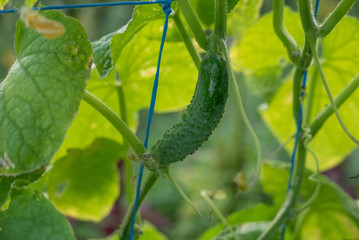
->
0 0 359 239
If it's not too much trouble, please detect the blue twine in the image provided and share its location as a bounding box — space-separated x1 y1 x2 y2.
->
314 0 320 20
129 1 172 239
281 1 319 239
0 1 166 14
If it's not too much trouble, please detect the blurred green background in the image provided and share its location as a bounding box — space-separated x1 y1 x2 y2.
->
1 0 359 239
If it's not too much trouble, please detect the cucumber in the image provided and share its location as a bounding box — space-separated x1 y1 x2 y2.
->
151 52 229 166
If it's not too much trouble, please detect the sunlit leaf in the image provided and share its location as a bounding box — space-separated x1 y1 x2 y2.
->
0 11 92 175
191 0 215 26
261 161 359 239
212 221 281 240
233 8 359 170
230 8 303 100
0 187 76 240
227 0 240 13
138 222 167 240
46 138 122 222
0 0 8 10
93 4 164 78
228 0 264 41
53 69 124 160
200 203 279 240
115 18 197 116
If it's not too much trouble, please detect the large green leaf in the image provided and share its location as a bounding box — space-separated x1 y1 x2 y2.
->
0 177 13 207
200 204 279 240
230 8 303 100
261 161 359 239
0 167 45 207
0 0 8 9
228 0 264 41
0 187 76 240
191 0 215 27
93 4 164 78
202 160 359 239
46 138 122 222
0 11 92 175
52 69 124 160
138 222 168 240
115 18 197 116
212 221 281 240
233 8 359 171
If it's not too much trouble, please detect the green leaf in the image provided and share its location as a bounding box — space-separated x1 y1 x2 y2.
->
261 161 359 239
0 0 8 9
191 0 215 27
115 18 197 116
0 187 76 240
0 11 92 175
228 0 264 41
0 177 14 207
138 222 167 240
4 0 36 8
0 167 45 207
230 8 303 101
46 138 122 222
235 8 359 170
93 4 164 78
202 160 359 239
12 166 45 186
89 222 167 240
212 221 281 240
52 69 124 160
200 203 280 240
227 0 240 13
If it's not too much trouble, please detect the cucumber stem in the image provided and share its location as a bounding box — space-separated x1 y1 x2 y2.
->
201 190 239 240
220 40 262 186
308 38 359 145
172 12 201 69
167 172 211 221
83 90 146 155
176 0 209 50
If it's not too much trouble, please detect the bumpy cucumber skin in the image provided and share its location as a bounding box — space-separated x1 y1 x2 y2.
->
151 53 229 166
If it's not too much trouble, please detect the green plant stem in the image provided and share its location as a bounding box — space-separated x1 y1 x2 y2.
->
310 74 359 138
118 172 158 239
304 67 318 125
201 190 239 240
83 90 146 155
258 141 307 240
172 12 201 69
221 40 262 185
272 0 300 63
292 39 312 120
214 0 227 40
296 143 321 213
115 72 134 204
308 39 359 145
292 67 306 120
176 0 209 50
298 0 317 33
166 172 210 221
319 0 357 38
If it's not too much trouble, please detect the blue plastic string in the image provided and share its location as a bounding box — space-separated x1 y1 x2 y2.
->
0 1 166 14
129 1 172 239
281 1 319 239
314 0 320 20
